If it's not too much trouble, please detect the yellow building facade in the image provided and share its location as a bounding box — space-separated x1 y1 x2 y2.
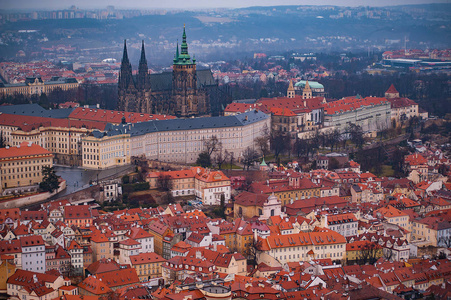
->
0 142 53 191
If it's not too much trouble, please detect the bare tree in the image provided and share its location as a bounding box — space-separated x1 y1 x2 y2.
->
242 147 259 170
356 242 380 265
203 135 222 156
347 123 365 149
270 130 290 159
438 236 451 248
326 129 342 151
157 174 172 192
229 151 235 171
255 136 269 156
213 146 230 170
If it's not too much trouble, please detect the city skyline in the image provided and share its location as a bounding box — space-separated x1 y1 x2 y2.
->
1 0 448 10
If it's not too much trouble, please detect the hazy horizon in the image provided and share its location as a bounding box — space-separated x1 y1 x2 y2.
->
0 0 448 11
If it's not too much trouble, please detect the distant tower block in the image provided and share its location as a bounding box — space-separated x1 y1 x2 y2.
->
302 80 312 99
287 80 295 98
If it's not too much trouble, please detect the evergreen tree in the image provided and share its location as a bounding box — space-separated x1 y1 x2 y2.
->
39 166 59 193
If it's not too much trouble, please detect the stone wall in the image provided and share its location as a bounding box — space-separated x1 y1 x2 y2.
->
0 181 66 209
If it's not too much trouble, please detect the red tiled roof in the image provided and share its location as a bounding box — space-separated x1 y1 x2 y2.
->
78 275 112 295
0 113 106 132
323 97 388 115
386 84 399 94
130 252 166 265
0 142 52 160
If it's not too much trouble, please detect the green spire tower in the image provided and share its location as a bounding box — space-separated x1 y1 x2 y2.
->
174 24 193 65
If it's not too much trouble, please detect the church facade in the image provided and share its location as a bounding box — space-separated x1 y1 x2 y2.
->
118 26 214 117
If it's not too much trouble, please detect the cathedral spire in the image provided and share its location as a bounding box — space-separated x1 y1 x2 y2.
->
174 40 179 63
119 39 134 91
174 25 193 65
181 24 188 55
138 40 149 90
140 40 146 63
122 39 129 64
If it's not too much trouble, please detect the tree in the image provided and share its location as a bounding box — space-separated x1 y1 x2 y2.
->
242 147 259 170
438 236 451 248
254 136 269 156
326 129 342 151
196 151 212 168
328 157 340 170
39 166 60 193
270 130 290 159
348 123 365 149
0 131 7 148
213 147 230 170
229 151 235 171
203 135 221 156
356 242 380 265
218 194 226 219
157 174 172 192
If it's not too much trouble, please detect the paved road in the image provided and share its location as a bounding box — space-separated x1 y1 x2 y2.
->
54 164 134 196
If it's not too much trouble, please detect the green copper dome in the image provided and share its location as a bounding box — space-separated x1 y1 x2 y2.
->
294 80 324 90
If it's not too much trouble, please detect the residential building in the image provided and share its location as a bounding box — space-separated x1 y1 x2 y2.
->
411 216 451 247
147 169 195 197
322 213 358 237
94 267 140 291
67 240 83 276
126 226 154 253
7 269 71 300
130 252 166 281
20 235 45 273
256 228 346 266
0 255 16 293
147 220 172 257
193 167 231 205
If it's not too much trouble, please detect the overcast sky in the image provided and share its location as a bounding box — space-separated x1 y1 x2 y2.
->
1 0 448 10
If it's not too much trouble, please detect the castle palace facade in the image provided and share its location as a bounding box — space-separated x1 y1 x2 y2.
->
118 26 217 118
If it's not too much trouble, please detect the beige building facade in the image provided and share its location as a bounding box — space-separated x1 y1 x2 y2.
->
82 110 270 169
82 133 130 169
0 77 79 97
0 142 53 191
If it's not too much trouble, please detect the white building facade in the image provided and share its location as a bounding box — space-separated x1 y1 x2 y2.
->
20 236 46 273
82 110 271 168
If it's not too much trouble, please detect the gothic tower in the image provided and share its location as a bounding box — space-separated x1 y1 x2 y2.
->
118 40 152 113
118 40 137 112
302 80 312 99
137 40 151 113
172 25 204 117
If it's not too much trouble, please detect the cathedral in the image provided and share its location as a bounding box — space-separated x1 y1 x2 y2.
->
118 26 216 117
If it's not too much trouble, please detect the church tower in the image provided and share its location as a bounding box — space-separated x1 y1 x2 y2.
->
118 40 152 113
118 40 137 112
287 80 295 98
172 25 203 117
302 80 312 99
137 40 151 113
